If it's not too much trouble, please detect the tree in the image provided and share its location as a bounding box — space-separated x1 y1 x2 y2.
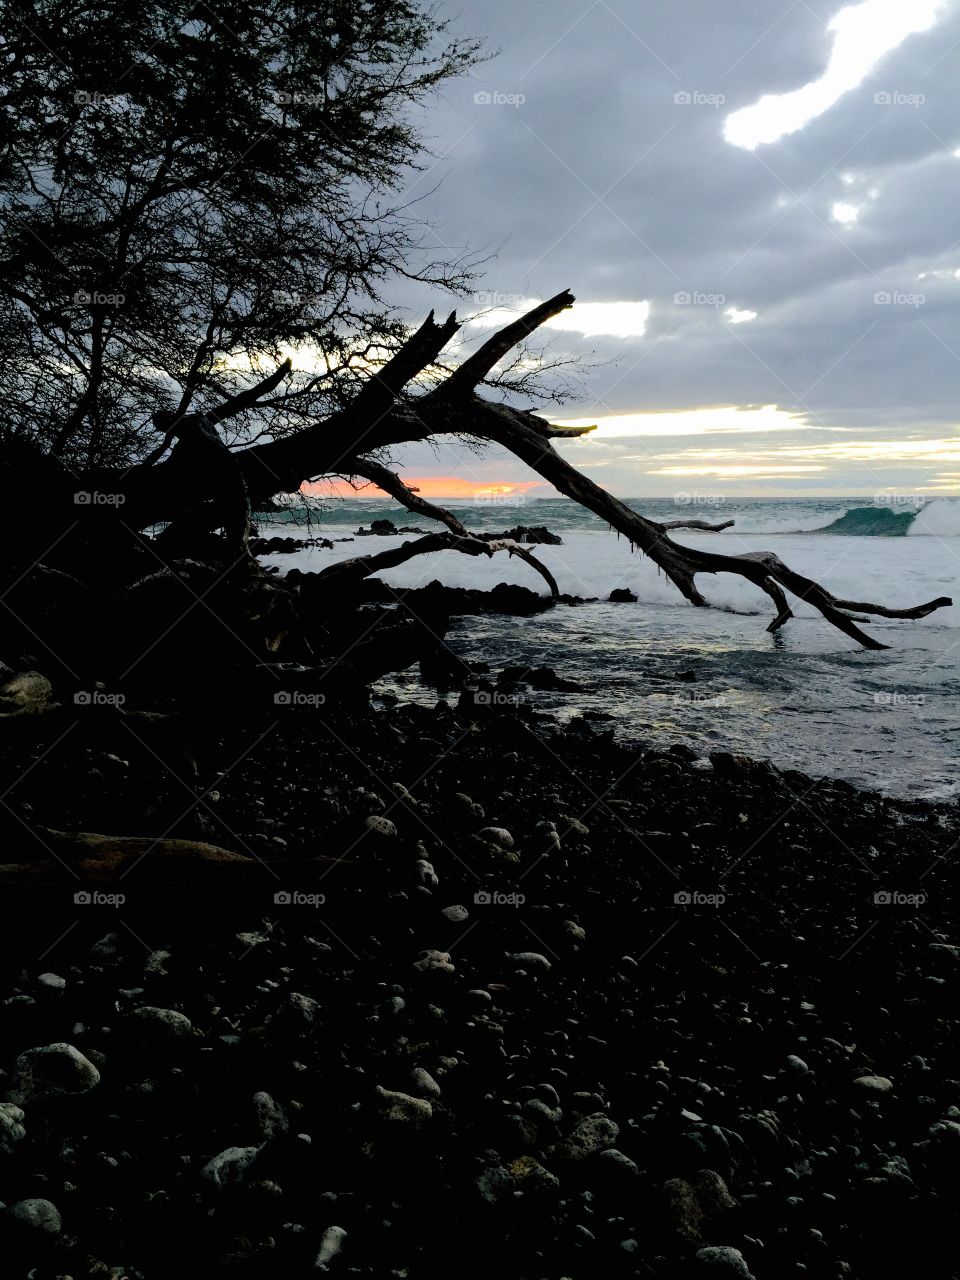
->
0 4 950 706
0 0 482 466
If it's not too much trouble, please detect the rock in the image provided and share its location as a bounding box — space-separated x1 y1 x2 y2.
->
477 1165 514 1203
694 1246 756 1277
665 1169 737 1242
415 859 438 888
413 950 455 974
440 904 469 923
7 1198 61 1233
477 826 515 850
508 951 551 973
201 1146 259 1188
132 1006 193 1038
375 1087 432 1127
363 815 398 839
561 919 586 942
484 525 562 545
785 1054 810 1073
315 1224 348 1269
0 670 54 717
410 1067 441 1099
144 949 172 975
275 992 321 1027
13 1043 100 1101
852 1074 894 1094
253 1091 289 1140
0 1103 26 1154
36 972 66 992
594 1148 639 1179
608 588 637 602
508 1154 561 1195
554 1113 619 1160
560 814 590 836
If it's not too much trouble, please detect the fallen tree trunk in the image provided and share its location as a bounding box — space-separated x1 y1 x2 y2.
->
15 291 952 651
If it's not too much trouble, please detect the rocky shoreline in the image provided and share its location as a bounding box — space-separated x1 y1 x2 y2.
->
0 696 958 1278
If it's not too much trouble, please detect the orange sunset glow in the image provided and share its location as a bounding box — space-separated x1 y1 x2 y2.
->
302 476 544 500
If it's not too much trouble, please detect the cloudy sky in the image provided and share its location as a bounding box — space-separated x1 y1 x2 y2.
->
362 0 960 501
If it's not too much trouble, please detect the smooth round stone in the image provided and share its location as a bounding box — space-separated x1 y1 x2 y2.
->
508 951 552 973
36 973 66 992
132 1006 193 1038
316 1224 347 1268
410 1067 441 1098
440 905 469 923
852 1075 894 1094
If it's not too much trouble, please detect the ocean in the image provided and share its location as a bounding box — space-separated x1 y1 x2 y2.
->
257 497 960 800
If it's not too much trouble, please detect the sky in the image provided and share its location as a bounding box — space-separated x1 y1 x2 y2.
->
352 0 960 501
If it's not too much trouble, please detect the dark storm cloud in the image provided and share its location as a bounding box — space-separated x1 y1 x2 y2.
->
384 0 960 495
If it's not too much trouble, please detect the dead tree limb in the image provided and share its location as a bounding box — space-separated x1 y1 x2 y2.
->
310 529 560 598
344 455 560 597
104 292 952 649
661 518 735 532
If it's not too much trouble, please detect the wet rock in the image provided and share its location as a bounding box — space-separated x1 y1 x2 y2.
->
608 588 637 603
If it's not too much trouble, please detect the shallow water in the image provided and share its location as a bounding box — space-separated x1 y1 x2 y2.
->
260 497 960 799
